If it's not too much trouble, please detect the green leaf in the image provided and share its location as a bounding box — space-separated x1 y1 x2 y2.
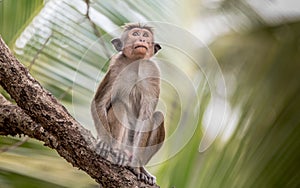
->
0 0 43 47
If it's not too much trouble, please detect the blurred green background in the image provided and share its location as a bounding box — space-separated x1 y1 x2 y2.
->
1 0 300 187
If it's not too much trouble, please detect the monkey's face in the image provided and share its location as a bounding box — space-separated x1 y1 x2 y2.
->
123 28 155 60
111 27 161 60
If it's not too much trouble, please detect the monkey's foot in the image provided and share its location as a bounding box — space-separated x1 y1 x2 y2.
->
95 140 111 159
128 167 156 185
111 149 130 166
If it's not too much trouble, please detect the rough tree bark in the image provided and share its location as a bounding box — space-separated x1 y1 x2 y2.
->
0 36 160 188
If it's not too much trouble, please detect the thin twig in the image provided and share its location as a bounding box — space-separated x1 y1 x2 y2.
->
0 136 29 153
85 0 110 58
28 34 52 70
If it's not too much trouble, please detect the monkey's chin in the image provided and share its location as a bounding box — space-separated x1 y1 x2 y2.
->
135 54 149 60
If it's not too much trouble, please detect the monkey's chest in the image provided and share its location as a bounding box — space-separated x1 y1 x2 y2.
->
113 61 160 109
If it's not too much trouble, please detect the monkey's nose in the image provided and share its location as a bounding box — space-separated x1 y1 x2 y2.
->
140 39 145 42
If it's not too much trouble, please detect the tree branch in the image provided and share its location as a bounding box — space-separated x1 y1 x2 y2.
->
0 36 159 188
0 93 56 146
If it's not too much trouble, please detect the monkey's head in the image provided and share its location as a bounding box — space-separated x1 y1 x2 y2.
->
111 23 161 60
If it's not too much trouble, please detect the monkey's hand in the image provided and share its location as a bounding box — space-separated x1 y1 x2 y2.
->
111 149 131 166
95 140 111 159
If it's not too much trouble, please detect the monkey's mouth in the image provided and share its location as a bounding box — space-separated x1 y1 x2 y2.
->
134 45 148 50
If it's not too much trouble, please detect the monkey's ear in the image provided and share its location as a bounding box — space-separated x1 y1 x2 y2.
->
154 43 161 54
111 38 123 51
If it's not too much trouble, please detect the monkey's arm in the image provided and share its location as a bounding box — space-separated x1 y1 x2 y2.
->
91 70 115 137
91 70 116 159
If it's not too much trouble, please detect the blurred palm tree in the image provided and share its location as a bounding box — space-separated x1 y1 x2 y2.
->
1 0 300 187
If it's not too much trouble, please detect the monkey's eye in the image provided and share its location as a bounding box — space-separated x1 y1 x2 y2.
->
143 32 149 37
132 32 139 36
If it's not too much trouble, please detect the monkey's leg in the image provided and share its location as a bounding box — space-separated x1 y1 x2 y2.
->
129 111 165 185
